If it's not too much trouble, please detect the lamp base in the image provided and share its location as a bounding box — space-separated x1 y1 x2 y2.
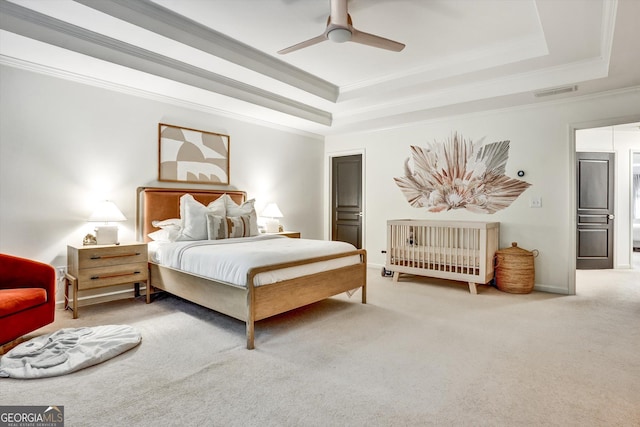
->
95 225 119 245
265 219 280 233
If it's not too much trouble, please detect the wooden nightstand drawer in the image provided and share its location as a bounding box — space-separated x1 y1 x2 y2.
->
77 262 149 290
76 244 147 269
66 242 149 318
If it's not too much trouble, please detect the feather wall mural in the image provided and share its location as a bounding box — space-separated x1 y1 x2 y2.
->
394 133 531 213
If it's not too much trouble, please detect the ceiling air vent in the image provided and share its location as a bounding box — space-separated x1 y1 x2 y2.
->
533 85 578 98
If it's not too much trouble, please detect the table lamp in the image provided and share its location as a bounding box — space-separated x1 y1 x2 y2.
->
261 203 283 233
88 200 126 245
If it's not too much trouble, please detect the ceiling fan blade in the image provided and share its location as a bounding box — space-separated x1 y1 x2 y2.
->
351 29 405 52
277 0 405 54
277 35 327 55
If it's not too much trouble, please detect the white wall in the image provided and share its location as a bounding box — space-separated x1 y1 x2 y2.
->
576 126 640 268
325 89 640 294
3 64 639 300
0 65 324 303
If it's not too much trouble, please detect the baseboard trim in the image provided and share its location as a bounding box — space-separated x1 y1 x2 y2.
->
533 284 570 295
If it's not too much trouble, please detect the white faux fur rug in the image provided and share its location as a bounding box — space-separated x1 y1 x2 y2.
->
0 325 141 379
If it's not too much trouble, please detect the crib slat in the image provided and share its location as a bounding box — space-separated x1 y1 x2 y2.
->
385 219 500 293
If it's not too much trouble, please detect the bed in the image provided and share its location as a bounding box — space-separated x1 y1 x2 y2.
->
385 219 499 294
136 187 367 349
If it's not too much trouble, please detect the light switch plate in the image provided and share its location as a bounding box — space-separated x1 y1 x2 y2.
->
529 197 542 208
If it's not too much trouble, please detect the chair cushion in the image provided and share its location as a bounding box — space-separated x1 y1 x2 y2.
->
0 288 47 318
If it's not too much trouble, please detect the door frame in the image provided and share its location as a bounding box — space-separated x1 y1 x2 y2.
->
569 114 640 294
325 149 366 247
631 149 640 270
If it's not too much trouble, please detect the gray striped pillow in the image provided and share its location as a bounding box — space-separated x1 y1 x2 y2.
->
225 215 251 238
206 213 252 239
206 214 227 240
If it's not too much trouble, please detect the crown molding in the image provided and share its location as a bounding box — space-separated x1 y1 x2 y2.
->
329 85 640 137
600 0 618 69
0 55 326 140
73 0 339 103
0 0 332 126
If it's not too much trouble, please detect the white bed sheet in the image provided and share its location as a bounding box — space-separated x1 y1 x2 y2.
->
149 235 361 287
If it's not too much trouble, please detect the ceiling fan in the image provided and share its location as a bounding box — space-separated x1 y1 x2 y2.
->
278 0 405 54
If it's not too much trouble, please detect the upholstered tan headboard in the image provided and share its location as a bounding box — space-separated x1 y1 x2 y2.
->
136 187 246 242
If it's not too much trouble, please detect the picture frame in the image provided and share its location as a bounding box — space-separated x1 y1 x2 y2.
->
158 123 230 185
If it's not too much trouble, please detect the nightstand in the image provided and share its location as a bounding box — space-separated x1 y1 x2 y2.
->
264 231 300 238
65 242 148 318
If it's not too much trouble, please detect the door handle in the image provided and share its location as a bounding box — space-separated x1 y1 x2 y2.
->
608 214 614 220
356 212 363 217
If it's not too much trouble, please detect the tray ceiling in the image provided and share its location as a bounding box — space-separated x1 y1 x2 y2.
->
1 0 639 136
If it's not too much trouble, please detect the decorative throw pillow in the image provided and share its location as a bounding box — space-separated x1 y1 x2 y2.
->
223 195 259 236
205 213 227 240
178 194 226 241
226 215 251 238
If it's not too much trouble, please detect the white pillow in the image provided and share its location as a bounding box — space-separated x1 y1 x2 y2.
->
223 195 259 236
148 228 180 242
208 196 226 215
177 194 226 240
149 218 182 242
152 218 181 230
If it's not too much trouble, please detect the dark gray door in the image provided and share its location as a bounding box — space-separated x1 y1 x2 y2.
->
331 154 363 248
576 152 615 269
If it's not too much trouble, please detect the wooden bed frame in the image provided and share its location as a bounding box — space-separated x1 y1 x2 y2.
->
136 187 367 349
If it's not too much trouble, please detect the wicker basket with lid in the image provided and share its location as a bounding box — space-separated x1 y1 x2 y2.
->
494 242 538 294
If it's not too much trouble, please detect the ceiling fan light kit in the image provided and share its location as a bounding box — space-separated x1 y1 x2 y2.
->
278 0 404 54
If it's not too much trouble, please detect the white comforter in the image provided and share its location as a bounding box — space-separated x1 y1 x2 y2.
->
150 235 360 287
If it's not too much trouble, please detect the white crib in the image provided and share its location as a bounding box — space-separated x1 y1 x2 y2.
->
385 220 500 294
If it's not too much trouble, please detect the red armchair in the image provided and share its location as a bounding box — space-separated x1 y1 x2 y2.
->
0 254 56 345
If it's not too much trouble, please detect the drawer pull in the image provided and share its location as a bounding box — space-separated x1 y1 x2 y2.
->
90 252 141 260
90 271 141 280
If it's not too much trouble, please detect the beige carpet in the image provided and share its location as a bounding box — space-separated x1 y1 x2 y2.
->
1 268 638 426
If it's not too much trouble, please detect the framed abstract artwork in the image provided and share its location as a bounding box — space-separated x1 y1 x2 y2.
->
158 123 230 185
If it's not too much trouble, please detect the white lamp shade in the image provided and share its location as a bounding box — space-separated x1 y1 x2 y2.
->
88 200 126 222
261 203 283 218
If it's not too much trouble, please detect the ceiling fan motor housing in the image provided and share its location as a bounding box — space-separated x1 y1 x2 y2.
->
328 27 352 43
